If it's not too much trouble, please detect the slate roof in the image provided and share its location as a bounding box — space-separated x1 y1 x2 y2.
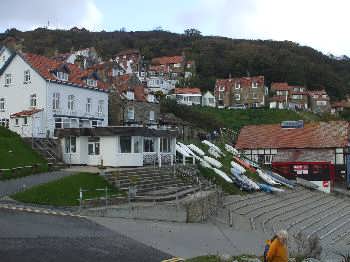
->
235 121 349 149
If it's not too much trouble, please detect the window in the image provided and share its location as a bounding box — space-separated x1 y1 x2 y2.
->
91 120 102 127
65 136 76 153
234 94 240 101
86 98 92 113
126 91 135 100
87 79 97 87
24 70 31 83
55 118 62 129
52 93 60 110
252 93 258 100
23 117 28 125
70 118 79 128
98 100 104 114
120 136 132 153
252 81 258 88
264 155 273 164
68 95 74 111
30 94 37 107
57 71 68 81
149 111 155 121
5 74 11 86
127 106 134 120
63 118 70 128
0 98 5 111
316 100 327 106
144 138 155 152
160 137 171 153
88 137 100 155
15 118 19 126
133 136 142 153
235 82 240 89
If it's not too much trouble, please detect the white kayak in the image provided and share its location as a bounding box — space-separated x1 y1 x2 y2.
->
178 142 195 156
176 144 190 157
231 161 246 174
208 147 221 158
213 168 233 183
200 160 212 169
204 156 223 168
202 140 223 155
225 144 239 155
241 174 260 190
188 144 205 156
257 169 279 185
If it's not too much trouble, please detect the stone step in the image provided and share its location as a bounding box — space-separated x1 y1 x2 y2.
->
134 186 200 202
142 186 195 197
120 181 188 194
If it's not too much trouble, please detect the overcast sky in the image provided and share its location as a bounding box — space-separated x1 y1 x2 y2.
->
1 0 348 56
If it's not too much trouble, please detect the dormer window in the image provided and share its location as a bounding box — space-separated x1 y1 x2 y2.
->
87 78 97 87
252 81 258 88
126 91 135 100
57 71 68 81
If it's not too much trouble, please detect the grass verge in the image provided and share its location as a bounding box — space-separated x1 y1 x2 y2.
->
11 172 124 206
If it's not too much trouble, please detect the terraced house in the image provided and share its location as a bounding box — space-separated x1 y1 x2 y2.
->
0 51 109 138
214 76 266 108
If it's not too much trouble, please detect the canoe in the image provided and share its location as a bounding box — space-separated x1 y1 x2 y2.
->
208 147 221 158
258 183 284 193
176 144 190 157
202 140 223 155
188 144 205 156
231 161 246 174
204 156 223 168
177 142 196 156
243 157 260 169
225 144 239 155
256 169 279 185
213 168 233 183
241 174 260 190
200 160 212 169
230 168 259 191
232 156 256 172
265 170 295 188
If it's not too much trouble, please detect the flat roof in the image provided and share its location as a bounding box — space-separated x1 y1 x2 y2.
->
55 126 178 138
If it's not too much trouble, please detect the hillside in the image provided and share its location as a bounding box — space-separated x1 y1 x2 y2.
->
0 127 47 169
161 100 325 133
3 28 350 99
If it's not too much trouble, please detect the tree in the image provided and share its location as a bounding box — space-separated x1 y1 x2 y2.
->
184 28 201 39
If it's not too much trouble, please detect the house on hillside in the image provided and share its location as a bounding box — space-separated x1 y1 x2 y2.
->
55 126 177 167
202 91 216 107
114 49 142 75
169 88 202 106
0 52 109 138
308 90 331 114
53 47 102 69
146 76 177 94
331 100 350 115
269 82 309 110
288 86 308 110
109 74 160 126
235 121 348 184
214 76 266 108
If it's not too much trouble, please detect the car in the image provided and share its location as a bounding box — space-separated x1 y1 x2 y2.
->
228 104 247 110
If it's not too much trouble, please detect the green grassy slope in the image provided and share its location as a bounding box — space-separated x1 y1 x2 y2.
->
0 127 47 169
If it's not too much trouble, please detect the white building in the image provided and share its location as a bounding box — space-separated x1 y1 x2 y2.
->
146 76 177 94
170 88 202 106
56 127 177 167
0 46 13 70
201 91 216 107
0 52 109 138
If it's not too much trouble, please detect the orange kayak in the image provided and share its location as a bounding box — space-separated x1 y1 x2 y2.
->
233 156 256 173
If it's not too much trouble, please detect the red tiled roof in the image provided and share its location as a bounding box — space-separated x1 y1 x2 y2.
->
215 76 264 88
152 55 183 65
271 82 291 91
10 108 43 118
22 53 108 91
174 88 201 95
236 121 349 149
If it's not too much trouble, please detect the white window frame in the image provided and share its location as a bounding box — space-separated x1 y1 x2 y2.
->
57 71 68 81
30 94 37 107
68 95 75 111
160 137 171 153
52 93 60 110
252 81 258 88
127 106 135 120
264 155 273 164
86 98 92 113
126 91 135 100
87 79 97 87
23 117 28 126
5 74 11 86
65 136 77 153
88 137 100 155
24 70 31 83
234 94 240 101
149 110 155 121
0 98 5 111
98 100 104 114
235 82 241 89
55 118 63 129
252 93 258 100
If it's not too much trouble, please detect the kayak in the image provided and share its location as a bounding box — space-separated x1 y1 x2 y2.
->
177 142 196 156
265 170 295 188
232 156 256 172
204 156 223 168
256 169 279 185
225 144 239 155
231 161 246 174
213 168 233 183
188 144 205 156
200 160 212 169
258 183 284 193
176 144 190 157
208 147 221 158
230 168 259 191
202 140 223 155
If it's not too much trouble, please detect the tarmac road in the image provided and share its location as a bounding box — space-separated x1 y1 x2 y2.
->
0 209 171 262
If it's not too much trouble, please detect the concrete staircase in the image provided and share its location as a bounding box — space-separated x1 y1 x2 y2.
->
104 166 203 202
23 138 62 163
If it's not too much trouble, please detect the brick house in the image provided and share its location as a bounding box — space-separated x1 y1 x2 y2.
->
269 82 308 110
169 88 202 106
308 90 331 114
214 76 266 108
235 121 348 179
109 74 159 126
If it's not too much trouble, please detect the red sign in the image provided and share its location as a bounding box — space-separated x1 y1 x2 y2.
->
323 181 329 187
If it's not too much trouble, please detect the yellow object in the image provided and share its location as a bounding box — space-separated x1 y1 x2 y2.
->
266 238 288 262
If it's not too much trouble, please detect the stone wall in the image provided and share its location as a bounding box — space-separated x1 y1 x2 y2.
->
124 101 160 124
